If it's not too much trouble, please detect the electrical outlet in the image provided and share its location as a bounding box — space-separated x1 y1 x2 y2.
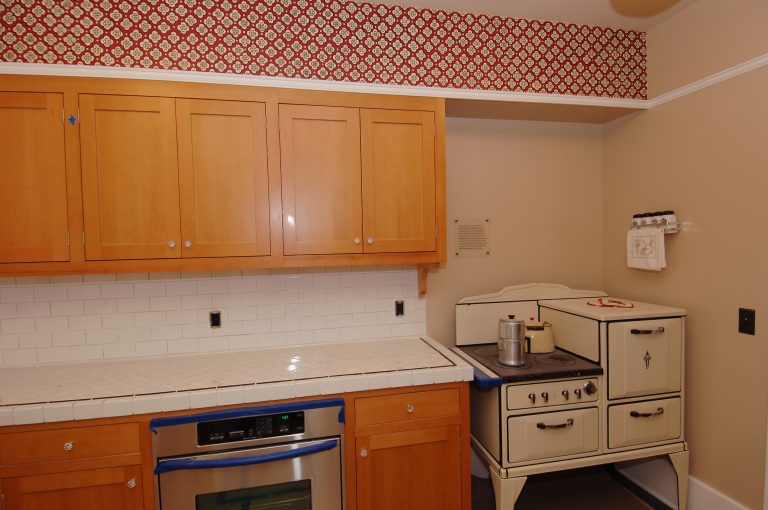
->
209 310 222 329
395 300 404 317
738 308 755 335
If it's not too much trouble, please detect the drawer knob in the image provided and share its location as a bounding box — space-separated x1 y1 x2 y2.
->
184 240 192 248
367 237 374 244
353 237 361 245
406 404 414 413
360 448 368 458
127 478 137 489
63 441 74 451
168 240 177 248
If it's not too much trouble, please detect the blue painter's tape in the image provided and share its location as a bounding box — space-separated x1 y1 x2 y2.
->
67 115 76 125
154 438 339 474
149 397 345 430
451 349 502 389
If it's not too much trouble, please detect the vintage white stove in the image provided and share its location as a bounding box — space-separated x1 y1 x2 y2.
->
453 283 689 510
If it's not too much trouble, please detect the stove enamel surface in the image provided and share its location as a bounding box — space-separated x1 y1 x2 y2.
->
459 344 603 383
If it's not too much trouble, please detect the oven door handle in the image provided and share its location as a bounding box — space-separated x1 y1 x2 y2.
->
154 439 339 475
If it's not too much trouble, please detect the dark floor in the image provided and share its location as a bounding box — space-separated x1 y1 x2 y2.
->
472 467 655 510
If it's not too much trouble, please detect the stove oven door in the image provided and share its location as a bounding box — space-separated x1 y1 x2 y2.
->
608 318 682 399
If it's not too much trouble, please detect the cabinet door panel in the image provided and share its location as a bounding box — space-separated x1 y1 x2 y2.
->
357 425 460 510
80 95 181 260
0 92 69 263
279 105 362 255
361 109 435 253
177 99 271 258
2 465 143 510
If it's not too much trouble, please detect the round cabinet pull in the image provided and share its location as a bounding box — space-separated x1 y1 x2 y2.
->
184 240 192 248
407 404 414 413
353 237 361 245
63 441 74 451
360 449 368 458
167 241 176 248
126 478 137 489
366 237 374 244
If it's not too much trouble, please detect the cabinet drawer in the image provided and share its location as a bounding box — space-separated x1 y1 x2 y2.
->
608 398 681 449
507 407 599 464
355 389 460 426
0 423 141 465
608 318 682 399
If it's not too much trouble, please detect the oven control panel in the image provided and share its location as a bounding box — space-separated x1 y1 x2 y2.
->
506 378 599 410
197 411 305 445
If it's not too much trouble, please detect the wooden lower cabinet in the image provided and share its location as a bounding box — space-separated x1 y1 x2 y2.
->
2 465 143 510
351 385 469 510
356 425 461 510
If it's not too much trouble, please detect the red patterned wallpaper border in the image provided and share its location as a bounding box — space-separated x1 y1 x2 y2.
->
0 0 647 99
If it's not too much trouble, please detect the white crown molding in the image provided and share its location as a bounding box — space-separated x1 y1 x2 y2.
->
1 53 766 112
0 62 647 109
647 52 768 108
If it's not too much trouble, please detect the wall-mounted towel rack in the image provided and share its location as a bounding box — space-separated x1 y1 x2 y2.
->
631 211 678 234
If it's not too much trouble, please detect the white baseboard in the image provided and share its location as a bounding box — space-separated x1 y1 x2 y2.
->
688 476 750 510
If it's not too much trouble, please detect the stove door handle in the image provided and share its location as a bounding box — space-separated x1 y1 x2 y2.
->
630 327 665 335
630 407 664 418
536 418 574 430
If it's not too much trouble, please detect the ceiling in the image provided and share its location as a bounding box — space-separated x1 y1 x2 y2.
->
355 0 699 31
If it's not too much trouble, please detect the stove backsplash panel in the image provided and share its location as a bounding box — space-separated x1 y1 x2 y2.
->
0 267 425 367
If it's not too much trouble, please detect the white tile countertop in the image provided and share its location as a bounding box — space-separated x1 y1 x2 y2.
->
0 336 473 426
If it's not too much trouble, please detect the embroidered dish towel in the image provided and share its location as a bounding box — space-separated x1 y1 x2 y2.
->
627 227 666 271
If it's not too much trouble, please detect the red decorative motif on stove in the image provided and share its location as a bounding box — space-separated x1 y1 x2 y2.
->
0 0 646 99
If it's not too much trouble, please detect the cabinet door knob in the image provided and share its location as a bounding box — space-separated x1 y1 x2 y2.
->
184 240 192 248
407 404 414 413
360 448 368 458
366 237 374 244
126 478 137 489
168 241 176 248
63 441 74 451
353 237 361 245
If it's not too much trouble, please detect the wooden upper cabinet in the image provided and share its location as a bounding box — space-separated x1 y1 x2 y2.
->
79 95 181 260
279 105 363 255
361 109 436 253
0 92 69 263
176 99 272 258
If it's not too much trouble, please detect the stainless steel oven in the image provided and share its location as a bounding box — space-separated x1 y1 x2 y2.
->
151 398 345 510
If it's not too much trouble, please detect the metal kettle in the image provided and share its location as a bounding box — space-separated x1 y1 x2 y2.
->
498 315 527 367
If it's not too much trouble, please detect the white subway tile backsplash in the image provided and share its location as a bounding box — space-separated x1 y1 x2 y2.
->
51 300 85 316
1 287 34 303
16 302 50 318
19 332 52 349
119 297 151 313
0 268 423 366
3 318 36 334
69 315 102 330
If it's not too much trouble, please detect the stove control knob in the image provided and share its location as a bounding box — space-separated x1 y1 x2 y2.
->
561 390 569 401
574 388 582 399
583 381 597 396
541 391 549 403
528 393 536 404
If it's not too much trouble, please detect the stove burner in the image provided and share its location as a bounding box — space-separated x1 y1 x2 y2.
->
537 353 577 366
491 359 532 370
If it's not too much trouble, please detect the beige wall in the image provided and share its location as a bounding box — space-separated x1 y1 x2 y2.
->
426 118 604 345
603 66 768 509
647 0 768 97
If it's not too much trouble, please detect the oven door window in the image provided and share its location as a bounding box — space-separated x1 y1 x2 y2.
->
196 480 312 510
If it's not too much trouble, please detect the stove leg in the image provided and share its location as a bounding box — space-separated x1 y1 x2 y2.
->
668 450 690 510
490 470 527 510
